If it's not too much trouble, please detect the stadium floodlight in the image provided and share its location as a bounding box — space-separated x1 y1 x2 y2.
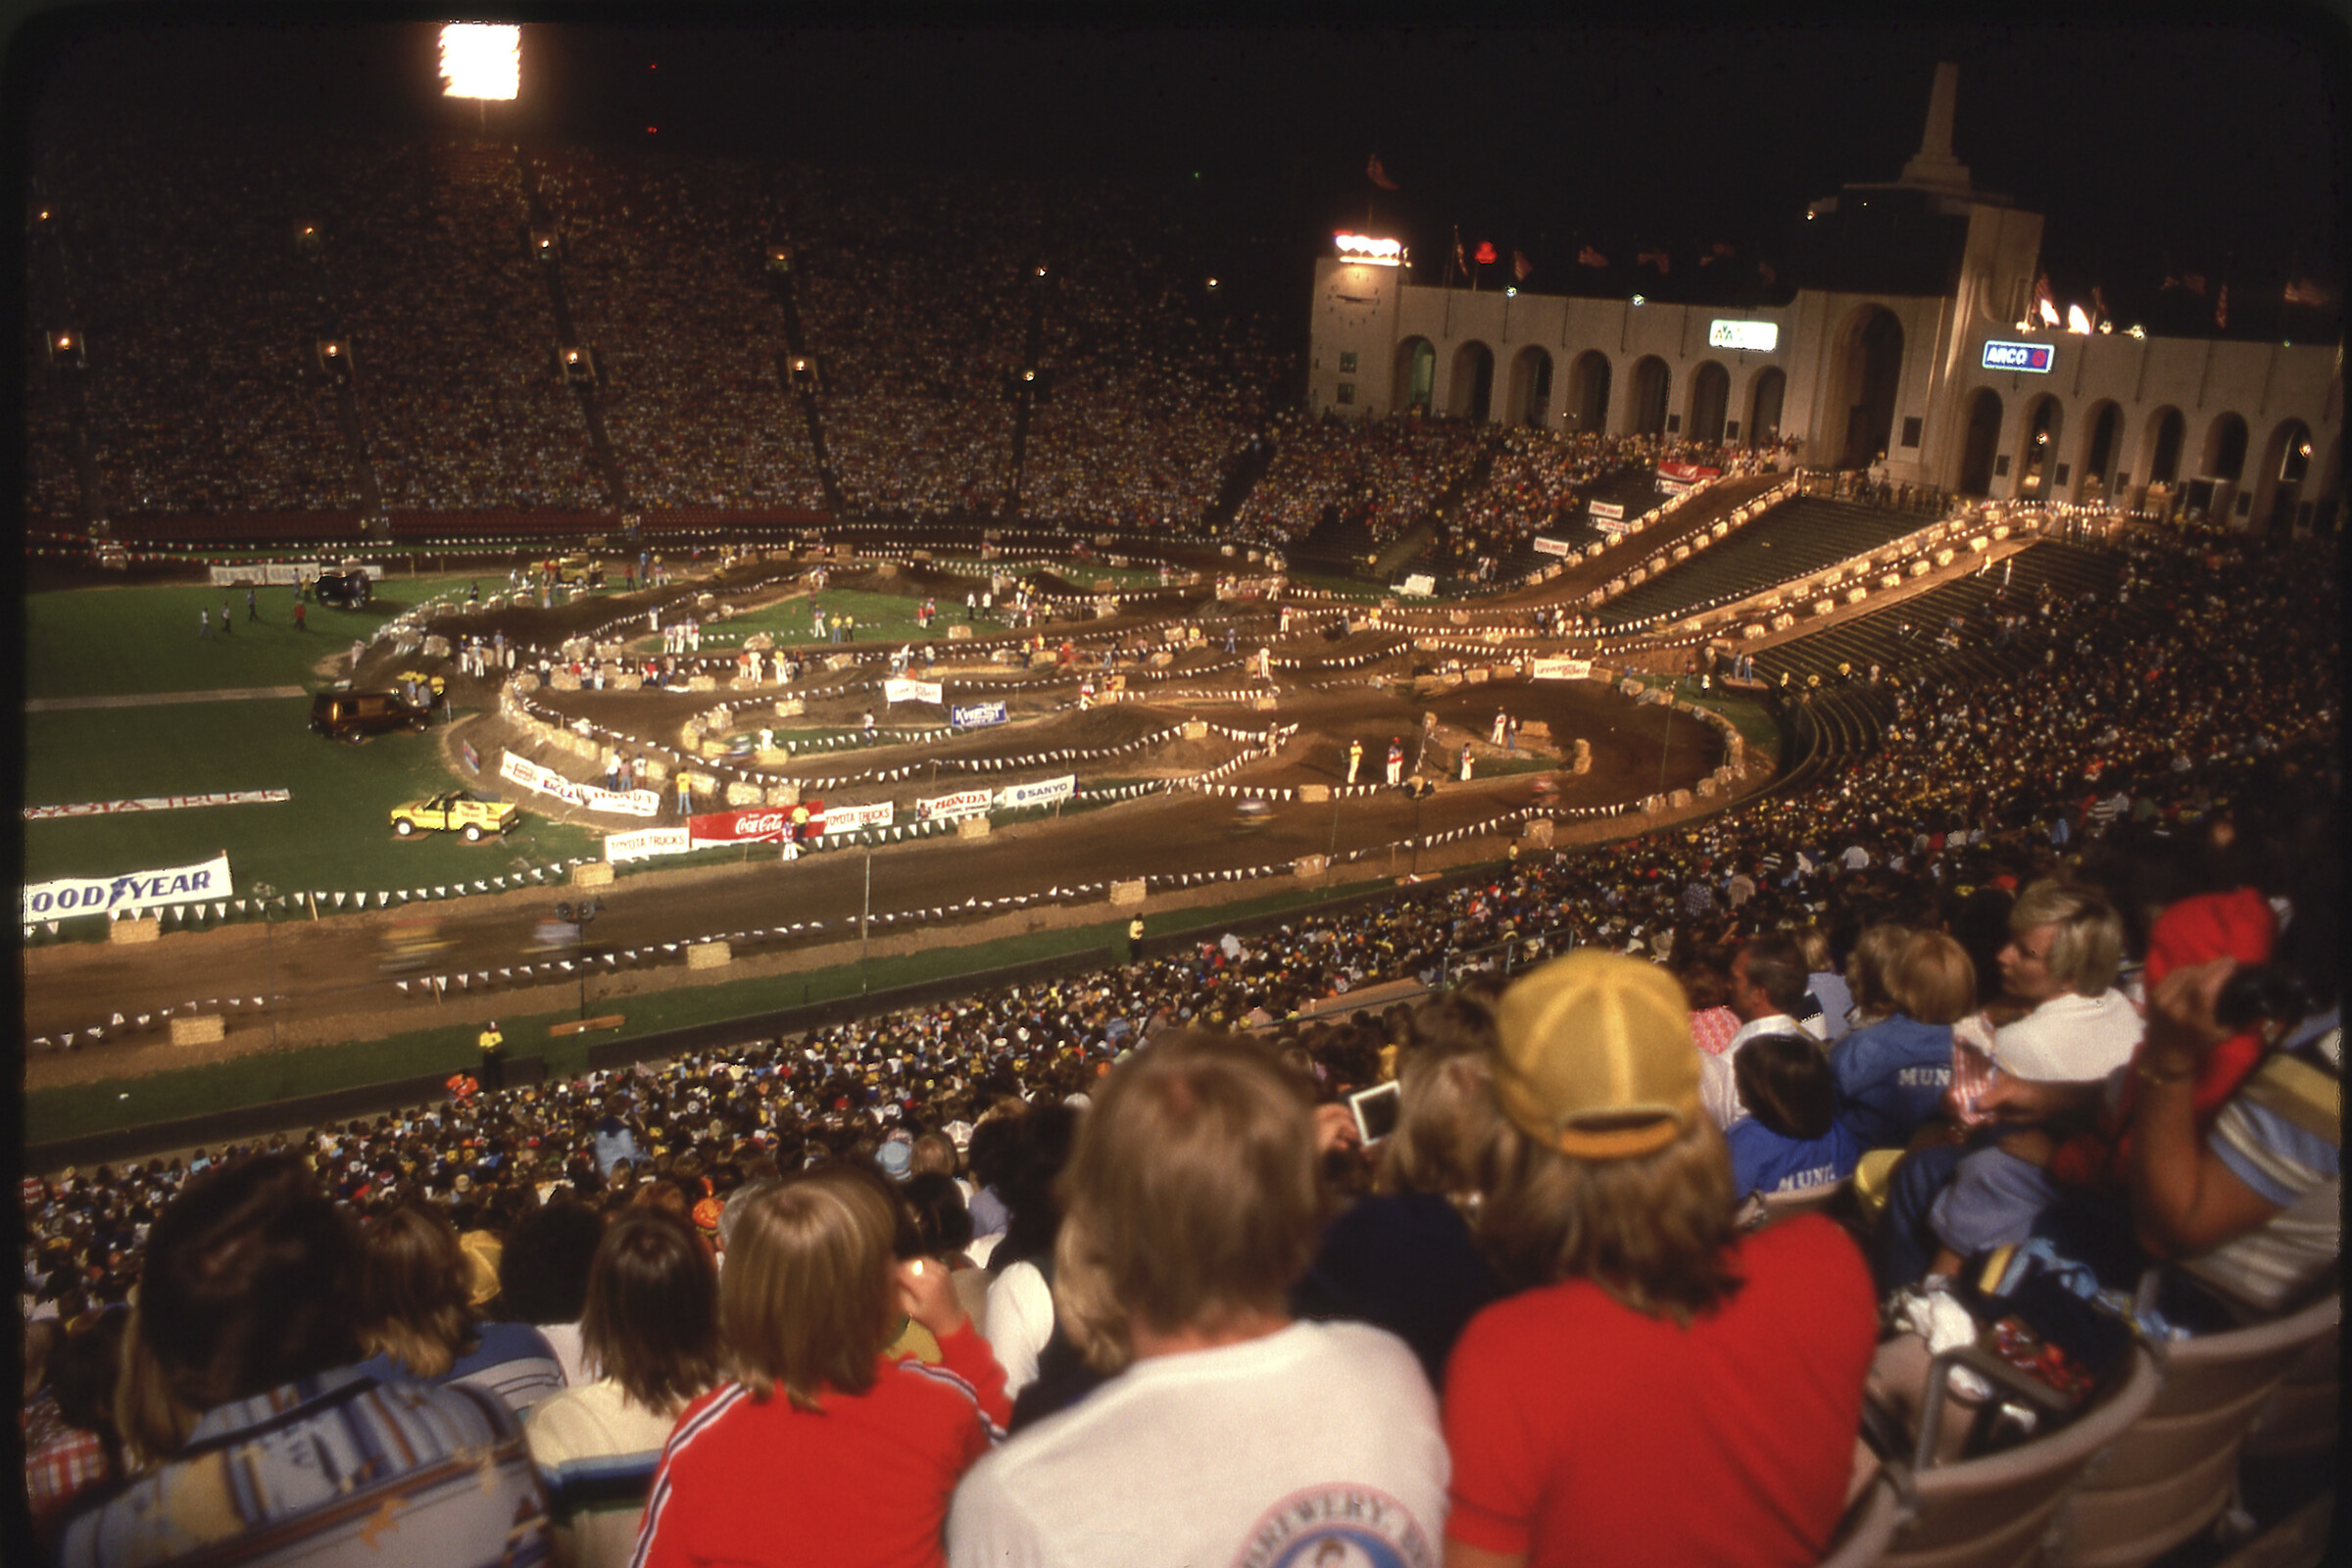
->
440 24 519 100
1334 232 1403 267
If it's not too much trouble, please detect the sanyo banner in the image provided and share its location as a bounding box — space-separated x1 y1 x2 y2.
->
24 852 233 923
1981 340 2055 373
997 774 1075 810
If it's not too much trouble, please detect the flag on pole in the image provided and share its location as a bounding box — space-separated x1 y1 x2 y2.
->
2215 282 2229 329
1472 240 1497 267
1512 248 1534 282
1638 248 1670 275
1366 154 1399 190
2283 276 2336 307
1699 241 1733 267
2034 273 2060 325
1578 244 1607 268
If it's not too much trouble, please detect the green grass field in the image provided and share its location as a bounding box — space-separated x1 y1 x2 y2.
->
22 576 601 923
684 587 978 652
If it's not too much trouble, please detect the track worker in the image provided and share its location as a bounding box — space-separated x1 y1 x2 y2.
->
949 1032 1447 1568
1443 952 1877 1568
478 1019 506 1091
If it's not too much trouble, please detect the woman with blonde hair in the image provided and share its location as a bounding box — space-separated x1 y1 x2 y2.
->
1830 928 1976 1150
631 1166 1006 1568
354 1204 564 1414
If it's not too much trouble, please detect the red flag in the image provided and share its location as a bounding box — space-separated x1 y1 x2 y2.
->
2215 283 2229 329
1366 154 1400 191
1473 240 1497 267
1639 248 1670 275
1578 245 1608 268
2090 284 2110 322
2159 273 2181 292
1512 249 1534 282
1699 241 1733 268
2283 277 2336 307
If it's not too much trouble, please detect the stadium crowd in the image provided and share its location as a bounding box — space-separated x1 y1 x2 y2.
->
1233 408 1496 545
21 521 2339 1567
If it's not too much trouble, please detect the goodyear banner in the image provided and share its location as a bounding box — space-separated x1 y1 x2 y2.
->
1530 657 1595 681
606 827 691 863
24 852 232 923
502 750 661 817
996 774 1075 810
952 700 1007 729
884 678 945 707
915 787 993 822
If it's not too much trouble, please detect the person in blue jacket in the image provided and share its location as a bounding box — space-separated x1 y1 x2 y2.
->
1726 1033 1862 1201
1831 930 1979 1149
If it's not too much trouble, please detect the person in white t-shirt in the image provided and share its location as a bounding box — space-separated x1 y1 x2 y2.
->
947 1033 1448 1568
1699 933 1829 1131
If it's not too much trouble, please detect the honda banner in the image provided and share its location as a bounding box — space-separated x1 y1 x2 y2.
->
915 788 993 822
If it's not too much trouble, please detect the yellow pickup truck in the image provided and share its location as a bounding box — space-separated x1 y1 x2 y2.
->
389 789 519 842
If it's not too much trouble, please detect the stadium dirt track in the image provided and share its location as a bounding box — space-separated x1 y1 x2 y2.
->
24 481 1782 1088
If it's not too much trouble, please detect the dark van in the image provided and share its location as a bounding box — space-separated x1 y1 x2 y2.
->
311 689 427 741
316 569 372 609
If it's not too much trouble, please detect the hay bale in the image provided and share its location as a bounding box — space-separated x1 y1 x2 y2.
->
956 815 991 839
573 860 614 888
1180 720 1208 740
1522 818 1555 847
171 1014 225 1047
686 675 718 691
1668 788 1693 808
1573 739 1592 774
548 670 581 692
687 941 732 970
110 917 162 945
765 783 801 807
1298 784 1331 803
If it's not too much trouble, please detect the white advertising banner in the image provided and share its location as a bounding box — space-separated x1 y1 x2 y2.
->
814 800 898 837
1530 657 1595 682
606 827 691 863
24 789 288 820
1589 501 1626 521
502 750 662 817
24 852 232 923
884 678 945 707
1398 573 1437 597
996 774 1075 810
915 787 993 822
952 701 1007 729
208 562 384 587
1532 536 1573 558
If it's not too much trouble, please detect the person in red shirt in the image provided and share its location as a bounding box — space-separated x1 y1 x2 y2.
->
632 1167 1007 1568
1444 951 1879 1568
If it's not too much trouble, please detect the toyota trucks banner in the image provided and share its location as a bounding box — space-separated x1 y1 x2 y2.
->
606 827 691 863
915 787 993 822
502 751 661 817
813 800 896 838
1530 657 1596 682
951 700 1007 729
884 678 945 707
24 852 233 923
996 774 1075 810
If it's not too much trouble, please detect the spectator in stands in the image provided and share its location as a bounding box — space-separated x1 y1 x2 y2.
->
1446 952 1876 1567
629 1168 1006 1568
500 1198 610 1389
528 1208 720 1568
948 1033 1447 1568
1832 929 1974 1150
1699 931 1822 1130
355 1204 565 1414
56 1154 551 1568
1726 1032 1863 1203
1292 990 1507 1388
980 1102 1079 1408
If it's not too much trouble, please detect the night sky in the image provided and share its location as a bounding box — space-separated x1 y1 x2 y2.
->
14 11 2347 329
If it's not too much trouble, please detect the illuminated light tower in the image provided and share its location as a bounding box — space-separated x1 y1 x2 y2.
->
440 24 519 138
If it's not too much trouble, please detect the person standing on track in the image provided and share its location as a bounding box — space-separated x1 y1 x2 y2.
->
1386 737 1404 788
1347 738 1363 784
